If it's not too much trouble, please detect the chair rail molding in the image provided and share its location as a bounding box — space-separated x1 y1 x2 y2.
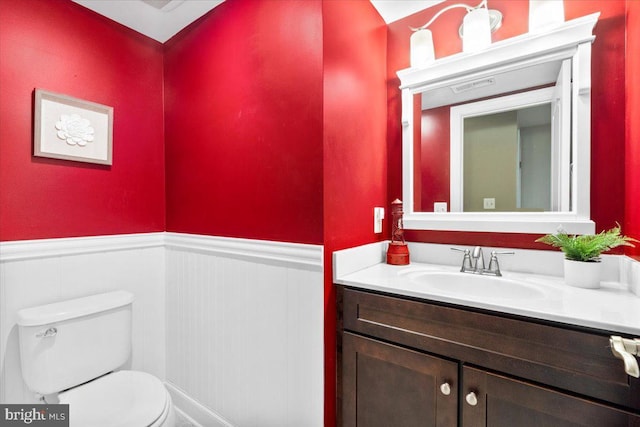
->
0 233 165 262
165 232 323 271
0 232 324 270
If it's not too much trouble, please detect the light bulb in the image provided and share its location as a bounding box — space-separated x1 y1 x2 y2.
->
410 28 435 68
529 0 565 32
462 7 491 53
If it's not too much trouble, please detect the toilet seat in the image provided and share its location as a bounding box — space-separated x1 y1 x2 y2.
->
59 370 168 427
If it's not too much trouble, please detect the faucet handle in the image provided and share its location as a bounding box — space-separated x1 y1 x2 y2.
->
451 247 472 272
492 250 515 255
487 251 514 276
450 247 470 254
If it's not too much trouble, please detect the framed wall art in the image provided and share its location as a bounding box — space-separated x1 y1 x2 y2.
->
34 89 113 165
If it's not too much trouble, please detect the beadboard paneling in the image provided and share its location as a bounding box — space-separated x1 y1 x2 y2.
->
1 232 324 426
166 235 324 427
0 234 166 403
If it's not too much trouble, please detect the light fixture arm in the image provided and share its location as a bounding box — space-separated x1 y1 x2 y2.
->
411 0 487 31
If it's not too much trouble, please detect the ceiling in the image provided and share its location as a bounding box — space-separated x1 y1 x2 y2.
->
371 0 444 24
71 0 444 43
71 0 225 43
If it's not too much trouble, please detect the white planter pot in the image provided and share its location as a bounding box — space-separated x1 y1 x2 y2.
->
563 259 602 289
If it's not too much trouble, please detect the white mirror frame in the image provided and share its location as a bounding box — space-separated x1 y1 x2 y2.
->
397 13 599 234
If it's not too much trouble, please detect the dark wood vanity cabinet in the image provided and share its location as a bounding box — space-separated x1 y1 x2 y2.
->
342 332 458 427
338 286 640 427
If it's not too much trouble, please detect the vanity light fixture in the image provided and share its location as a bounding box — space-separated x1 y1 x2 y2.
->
410 0 503 68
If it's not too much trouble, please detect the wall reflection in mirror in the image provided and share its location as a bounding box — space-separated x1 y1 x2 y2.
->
463 103 551 212
414 59 572 214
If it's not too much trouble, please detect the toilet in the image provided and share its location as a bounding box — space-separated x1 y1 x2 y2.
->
17 291 175 427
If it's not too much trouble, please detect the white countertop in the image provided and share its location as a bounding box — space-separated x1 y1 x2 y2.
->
335 254 640 336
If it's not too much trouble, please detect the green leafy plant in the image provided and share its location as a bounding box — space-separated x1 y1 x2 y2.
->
536 225 637 262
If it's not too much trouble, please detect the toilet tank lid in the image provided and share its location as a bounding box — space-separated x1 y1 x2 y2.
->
17 291 135 326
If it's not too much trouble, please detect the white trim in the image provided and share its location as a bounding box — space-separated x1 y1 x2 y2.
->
166 382 234 427
165 233 323 270
0 233 165 262
572 42 592 222
0 233 323 270
403 212 594 234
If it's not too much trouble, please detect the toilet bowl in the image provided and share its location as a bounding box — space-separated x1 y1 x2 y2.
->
17 291 175 427
59 371 175 427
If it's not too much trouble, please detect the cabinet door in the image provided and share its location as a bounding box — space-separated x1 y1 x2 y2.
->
342 332 458 427
461 366 640 427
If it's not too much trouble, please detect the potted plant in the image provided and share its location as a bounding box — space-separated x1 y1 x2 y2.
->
536 225 637 288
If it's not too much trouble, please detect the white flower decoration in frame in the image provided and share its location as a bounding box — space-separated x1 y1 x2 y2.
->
55 114 95 147
34 89 113 165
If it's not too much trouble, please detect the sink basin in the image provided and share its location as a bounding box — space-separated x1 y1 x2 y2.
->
408 271 547 301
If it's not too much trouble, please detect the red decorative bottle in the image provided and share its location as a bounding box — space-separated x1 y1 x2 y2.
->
386 199 410 265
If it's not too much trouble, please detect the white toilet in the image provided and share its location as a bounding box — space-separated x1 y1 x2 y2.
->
17 291 175 427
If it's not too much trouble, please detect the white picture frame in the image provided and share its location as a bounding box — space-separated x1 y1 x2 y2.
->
34 89 113 165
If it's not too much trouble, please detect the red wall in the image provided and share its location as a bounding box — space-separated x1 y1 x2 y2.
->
626 0 640 258
165 1 387 424
388 0 627 247
163 0 324 245
0 0 165 241
420 106 451 211
322 1 387 424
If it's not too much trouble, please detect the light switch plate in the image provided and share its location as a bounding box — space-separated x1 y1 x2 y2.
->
374 207 384 233
434 202 448 213
483 198 496 209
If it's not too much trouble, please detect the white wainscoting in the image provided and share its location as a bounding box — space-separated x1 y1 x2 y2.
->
165 233 324 427
0 233 167 403
0 232 324 426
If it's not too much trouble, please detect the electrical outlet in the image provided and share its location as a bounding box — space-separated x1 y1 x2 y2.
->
483 198 496 210
434 202 448 213
374 207 384 233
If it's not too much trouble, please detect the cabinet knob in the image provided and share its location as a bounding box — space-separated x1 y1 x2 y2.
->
465 391 478 406
440 382 451 396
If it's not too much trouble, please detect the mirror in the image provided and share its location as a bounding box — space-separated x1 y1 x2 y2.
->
426 71 567 213
459 102 553 213
397 13 599 234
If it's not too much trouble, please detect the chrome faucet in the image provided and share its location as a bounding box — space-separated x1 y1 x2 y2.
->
471 246 485 272
451 247 514 276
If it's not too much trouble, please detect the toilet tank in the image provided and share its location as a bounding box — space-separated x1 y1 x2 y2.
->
17 291 134 395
